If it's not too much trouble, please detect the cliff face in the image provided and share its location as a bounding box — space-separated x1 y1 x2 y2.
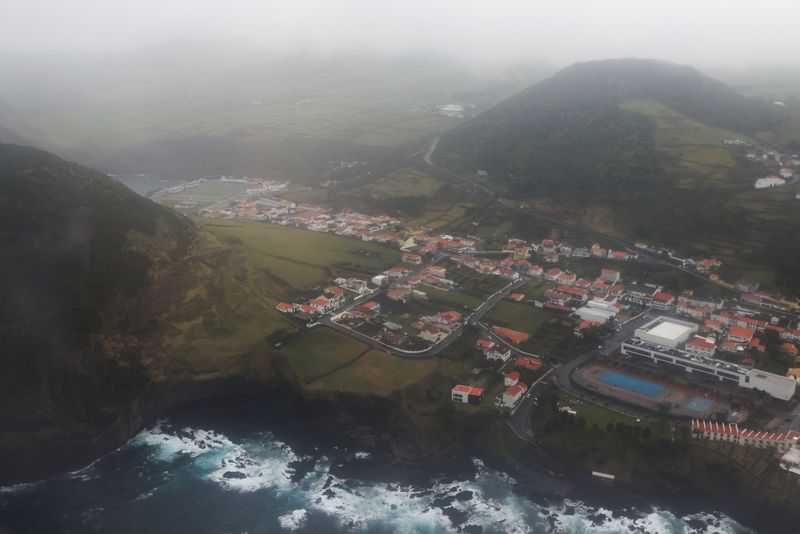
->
0 144 285 483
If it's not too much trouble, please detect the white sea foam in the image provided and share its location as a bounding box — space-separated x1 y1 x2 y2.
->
205 439 300 493
130 421 232 461
0 481 39 494
278 509 308 530
124 425 755 534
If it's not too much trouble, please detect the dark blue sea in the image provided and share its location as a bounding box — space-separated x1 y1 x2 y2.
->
0 418 755 534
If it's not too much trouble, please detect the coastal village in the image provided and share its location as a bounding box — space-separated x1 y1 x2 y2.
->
155 172 800 481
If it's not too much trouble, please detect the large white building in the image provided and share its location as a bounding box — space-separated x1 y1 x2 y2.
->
621 337 797 401
634 316 698 348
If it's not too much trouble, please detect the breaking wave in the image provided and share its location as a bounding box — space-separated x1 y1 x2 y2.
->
114 423 754 533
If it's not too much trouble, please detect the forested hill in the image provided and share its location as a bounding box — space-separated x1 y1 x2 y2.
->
435 58 783 195
0 144 198 480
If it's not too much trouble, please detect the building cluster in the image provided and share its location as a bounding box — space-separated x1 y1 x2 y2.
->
621 316 797 401
745 147 799 189
275 284 351 317
692 419 800 478
200 187 402 240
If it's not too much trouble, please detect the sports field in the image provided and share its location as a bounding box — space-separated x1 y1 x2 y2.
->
573 362 743 421
601 371 665 397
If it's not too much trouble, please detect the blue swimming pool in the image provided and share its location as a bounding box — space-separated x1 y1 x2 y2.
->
601 371 665 397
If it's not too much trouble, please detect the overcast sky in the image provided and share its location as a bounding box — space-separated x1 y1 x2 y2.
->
3 0 800 67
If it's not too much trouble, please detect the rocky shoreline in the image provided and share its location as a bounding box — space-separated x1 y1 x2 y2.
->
3 376 799 533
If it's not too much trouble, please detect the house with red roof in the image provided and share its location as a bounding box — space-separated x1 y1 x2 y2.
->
418 325 448 343
502 382 529 408
385 266 409 279
544 268 562 282
692 420 800 453
402 252 422 265
608 250 632 261
436 311 463 326
476 338 494 351
509 293 526 302
728 326 756 344
780 343 799 358
558 272 577 285
528 265 544 277
600 268 621 283
651 291 676 311
361 301 381 314
426 265 447 278
324 286 344 299
309 296 333 312
749 337 766 353
451 385 485 404
590 243 607 258
497 267 520 280
504 371 521 387
493 326 530 345
696 258 722 273
685 336 716 358
275 302 296 314
720 340 744 354
574 320 601 338
515 356 543 371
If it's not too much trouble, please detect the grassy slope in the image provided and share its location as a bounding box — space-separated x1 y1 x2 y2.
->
619 98 754 187
156 219 402 377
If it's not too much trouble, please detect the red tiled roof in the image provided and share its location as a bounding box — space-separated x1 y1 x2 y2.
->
515 356 543 371
506 371 520 382
453 384 485 397
493 326 530 344
687 337 715 350
780 343 799 355
476 338 494 350
653 291 675 303
692 420 800 443
275 302 295 312
729 326 755 340
505 382 529 397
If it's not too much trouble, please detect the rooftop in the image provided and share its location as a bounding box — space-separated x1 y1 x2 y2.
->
646 320 694 341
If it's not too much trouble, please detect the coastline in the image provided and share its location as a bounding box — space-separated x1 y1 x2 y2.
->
5 383 798 533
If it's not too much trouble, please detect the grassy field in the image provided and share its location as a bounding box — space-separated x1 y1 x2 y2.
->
275 187 331 205
276 328 371 384
446 264 509 296
155 219 402 379
305 347 439 395
201 219 401 290
365 168 446 198
485 300 550 333
533 388 678 480
620 99 755 187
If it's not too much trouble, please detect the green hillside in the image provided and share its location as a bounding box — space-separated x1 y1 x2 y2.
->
435 59 800 292
436 58 782 196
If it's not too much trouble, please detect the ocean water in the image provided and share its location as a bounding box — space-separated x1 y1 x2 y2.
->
0 422 754 533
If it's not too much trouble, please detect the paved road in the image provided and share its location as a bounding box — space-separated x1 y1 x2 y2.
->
504 310 653 449
320 260 528 358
